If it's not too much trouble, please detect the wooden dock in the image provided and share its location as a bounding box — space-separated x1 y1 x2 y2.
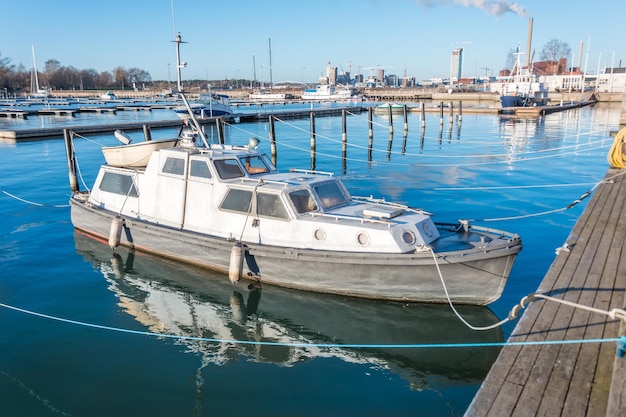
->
465 167 626 417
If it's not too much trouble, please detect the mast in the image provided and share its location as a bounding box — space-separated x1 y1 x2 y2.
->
31 45 41 93
268 38 273 88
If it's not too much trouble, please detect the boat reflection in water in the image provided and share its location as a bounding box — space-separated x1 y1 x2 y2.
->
74 232 504 391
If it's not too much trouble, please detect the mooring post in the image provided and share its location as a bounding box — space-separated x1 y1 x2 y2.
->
63 128 79 193
142 124 152 141
310 112 316 156
216 118 224 144
368 107 374 140
403 104 408 133
269 115 277 161
421 102 426 128
449 101 454 126
388 103 394 134
439 102 444 125
342 109 347 153
458 100 463 123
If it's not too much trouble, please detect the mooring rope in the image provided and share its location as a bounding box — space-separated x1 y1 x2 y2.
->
0 190 69 208
467 170 626 222
424 246 626 334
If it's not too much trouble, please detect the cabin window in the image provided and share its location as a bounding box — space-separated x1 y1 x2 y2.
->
220 189 289 220
289 189 318 213
314 181 349 209
257 193 289 219
162 157 185 176
99 172 138 197
189 160 212 179
239 155 269 175
214 159 244 179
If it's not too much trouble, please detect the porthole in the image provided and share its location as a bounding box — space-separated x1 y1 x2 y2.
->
402 231 416 245
314 228 326 241
356 232 370 246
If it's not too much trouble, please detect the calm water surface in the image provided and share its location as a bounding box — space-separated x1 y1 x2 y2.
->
0 102 621 416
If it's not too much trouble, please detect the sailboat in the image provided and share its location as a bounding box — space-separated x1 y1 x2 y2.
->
30 45 50 99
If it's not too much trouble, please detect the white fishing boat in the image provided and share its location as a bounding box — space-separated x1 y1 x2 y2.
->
301 84 353 101
248 89 286 102
64 33 521 305
173 92 234 119
490 49 548 109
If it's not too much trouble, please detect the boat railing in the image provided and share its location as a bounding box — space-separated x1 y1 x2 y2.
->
289 168 334 177
307 211 394 227
351 195 431 216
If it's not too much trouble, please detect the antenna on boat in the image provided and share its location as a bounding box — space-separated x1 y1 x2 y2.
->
173 32 211 148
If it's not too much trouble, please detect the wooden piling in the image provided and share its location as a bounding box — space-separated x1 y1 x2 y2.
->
310 112 316 155
142 124 152 141
216 118 224 144
63 128 79 193
269 115 276 161
403 105 408 133
459 100 463 122
421 102 426 128
449 101 454 126
368 107 374 140
439 102 444 125
388 104 394 134
341 109 347 148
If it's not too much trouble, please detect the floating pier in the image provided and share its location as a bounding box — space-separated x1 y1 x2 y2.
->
465 167 626 417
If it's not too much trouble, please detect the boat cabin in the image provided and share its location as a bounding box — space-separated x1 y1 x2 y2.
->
88 145 440 253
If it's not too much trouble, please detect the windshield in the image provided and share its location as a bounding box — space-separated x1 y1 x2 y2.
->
314 181 349 209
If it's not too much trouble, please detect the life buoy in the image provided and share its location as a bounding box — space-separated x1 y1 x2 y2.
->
607 127 626 169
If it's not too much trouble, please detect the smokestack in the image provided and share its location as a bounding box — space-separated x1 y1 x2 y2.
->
526 17 533 68
578 41 583 70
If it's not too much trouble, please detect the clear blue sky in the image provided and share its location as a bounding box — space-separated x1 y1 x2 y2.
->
1 0 624 84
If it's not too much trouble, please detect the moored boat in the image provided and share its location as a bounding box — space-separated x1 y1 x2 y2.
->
374 102 405 114
301 84 353 101
64 32 521 306
173 92 234 118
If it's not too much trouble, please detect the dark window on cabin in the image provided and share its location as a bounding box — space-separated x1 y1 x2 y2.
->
257 193 289 219
189 160 212 179
220 189 289 220
214 159 245 179
314 182 348 209
220 189 252 212
289 189 318 213
162 157 185 175
239 155 269 175
99 172 138 197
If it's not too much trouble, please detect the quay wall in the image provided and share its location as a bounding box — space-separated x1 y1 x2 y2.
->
41 88 623 103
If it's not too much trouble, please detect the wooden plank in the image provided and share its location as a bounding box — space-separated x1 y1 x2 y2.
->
466 170 626 417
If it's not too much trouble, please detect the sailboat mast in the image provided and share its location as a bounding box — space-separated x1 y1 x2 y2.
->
31 45 41 93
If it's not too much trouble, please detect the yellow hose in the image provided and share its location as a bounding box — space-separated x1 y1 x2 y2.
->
608 127 626 168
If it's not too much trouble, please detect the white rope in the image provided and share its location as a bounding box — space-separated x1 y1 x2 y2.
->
425 243 626 331
0 190 69 208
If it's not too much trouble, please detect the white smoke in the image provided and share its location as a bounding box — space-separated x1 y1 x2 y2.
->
414 0 528 17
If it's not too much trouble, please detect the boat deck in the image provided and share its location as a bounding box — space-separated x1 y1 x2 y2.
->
465 167 626 416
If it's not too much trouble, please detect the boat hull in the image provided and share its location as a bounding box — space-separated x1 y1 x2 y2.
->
70 195 521 305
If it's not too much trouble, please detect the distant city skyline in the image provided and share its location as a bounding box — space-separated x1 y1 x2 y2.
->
1 0 625 84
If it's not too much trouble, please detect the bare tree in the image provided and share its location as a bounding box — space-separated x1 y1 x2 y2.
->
540 39 571 74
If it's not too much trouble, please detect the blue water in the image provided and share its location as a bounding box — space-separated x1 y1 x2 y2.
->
0 102 620 416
